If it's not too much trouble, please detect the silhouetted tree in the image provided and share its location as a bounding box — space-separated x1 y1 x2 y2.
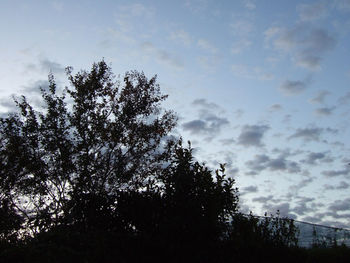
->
0 60 177 234
0 197 23 243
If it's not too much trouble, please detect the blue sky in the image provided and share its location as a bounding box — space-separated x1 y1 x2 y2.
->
1 0 350 228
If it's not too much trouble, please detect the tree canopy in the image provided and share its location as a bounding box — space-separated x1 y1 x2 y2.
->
0 61 177 234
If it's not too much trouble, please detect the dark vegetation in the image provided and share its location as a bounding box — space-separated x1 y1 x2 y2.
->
0 61 349 262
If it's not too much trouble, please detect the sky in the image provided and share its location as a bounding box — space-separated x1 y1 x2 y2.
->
1 0 350 229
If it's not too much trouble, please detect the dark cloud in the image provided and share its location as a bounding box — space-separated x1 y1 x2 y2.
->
241 185 258 194
297 2 328 21
283 114 292 123
40 59 65 74
288 127 323 142
271 25 336 70
301 215 322 224
141 42 184 70
1 78 53 115
336 181 350 189
310 90 330 104
252 195 296 219
192 98 219 109
245 153 301 175
287 177 314 198
0 81 49 115
237 124 269 147
0 96 17 114
252 195 274 203
329 198 350 212
322 165 350 177
228 167 239 176
234 109 244 118
314 106 336 116
286 161 302 173
342 158 350 165
320 220 350 229
323 184 334 190
220 151 239 177
245 154 269 172
262 202 297 219
302 151 333 165
324 181 350 191
301 210 350 228
292 201 315 216
315 211 350 224
246 149 301 174
22 79 50 94
338 91 350 105
26 58 65 75
269 104 283 112
182 98 230 140
296 28 336 70
279 78 310 95
268 158 287 171
271 147 303 157
219 138 236 145
182 120 207 132
325 127 338 134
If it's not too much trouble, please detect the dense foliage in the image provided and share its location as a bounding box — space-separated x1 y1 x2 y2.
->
0 61 348 262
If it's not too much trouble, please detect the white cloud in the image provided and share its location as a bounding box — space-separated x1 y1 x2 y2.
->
264 27 282 43
243 0 256 10
334 0 350 11
105 28 136 45
51 1 63 11
184 0 208 13
297 2 328 21
231 64 274 80
197 39 218 54
230 20 254 37
121 3 155 18
169 30 193 47
196 55 220 72
115 3 155 32
230 39 252 54
229 16 255 55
